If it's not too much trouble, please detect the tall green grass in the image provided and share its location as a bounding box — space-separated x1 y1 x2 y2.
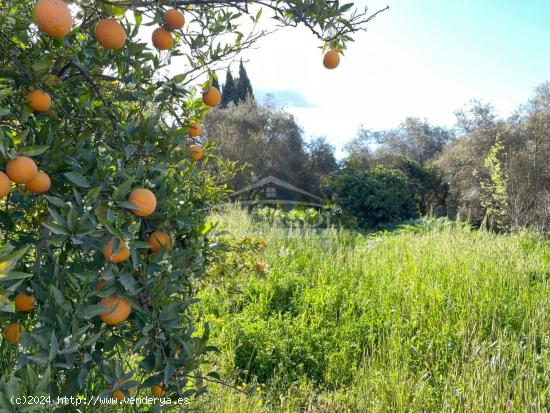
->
198 208 549 412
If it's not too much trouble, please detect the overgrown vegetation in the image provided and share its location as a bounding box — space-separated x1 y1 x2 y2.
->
198 207 550 412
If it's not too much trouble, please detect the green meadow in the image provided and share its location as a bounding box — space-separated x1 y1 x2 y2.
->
197 208 550 412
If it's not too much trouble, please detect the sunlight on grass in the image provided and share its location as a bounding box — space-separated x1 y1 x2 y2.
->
199 207 550 412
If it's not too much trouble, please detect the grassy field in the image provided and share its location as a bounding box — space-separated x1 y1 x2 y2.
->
196 209 549 412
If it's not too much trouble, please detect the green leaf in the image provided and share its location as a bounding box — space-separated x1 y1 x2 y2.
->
64 172 91 188
83 331 102 347
49 332 59 361
172 74 187 83
118 273 137 293
20 145 49 156
118 201 139 210
77 305 106 319
112 178 134 202
51 286 64 305
206 371 221 380
0 271 33 282
43 222 70 236
45 195 69 209
67 207 78 233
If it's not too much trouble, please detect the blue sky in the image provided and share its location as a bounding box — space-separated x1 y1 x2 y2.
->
234 0 550 155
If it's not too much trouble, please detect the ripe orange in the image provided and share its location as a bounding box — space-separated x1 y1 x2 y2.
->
152 28 173 50
151 384 164 397
255 262 266 273
34 0 72 37
6 156 38 184
28 90 52 112
202 87 221 107
99 296 132 325
164 9 185 30
4 323 23 343
25 170 51 194
148 230 172 253
129 188 157 217
188 122 202 137
103 237 131 263
323 50 340 69
95 19 127 49
107 380 134 400
14 293 35 312
0 171 11 198
187 145 204 161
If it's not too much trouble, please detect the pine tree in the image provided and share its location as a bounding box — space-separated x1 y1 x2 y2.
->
236 59 254 102
221 69 236 107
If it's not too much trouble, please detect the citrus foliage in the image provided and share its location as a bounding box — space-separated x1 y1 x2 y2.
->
0 0 384 407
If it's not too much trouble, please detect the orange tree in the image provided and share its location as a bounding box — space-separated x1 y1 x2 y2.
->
0 0 386 408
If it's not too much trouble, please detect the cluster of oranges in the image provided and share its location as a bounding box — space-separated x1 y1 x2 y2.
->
99 188 167 326
0 156 51 199
32 0 209 163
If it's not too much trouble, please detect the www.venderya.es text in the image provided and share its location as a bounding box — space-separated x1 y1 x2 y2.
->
11 395 190 407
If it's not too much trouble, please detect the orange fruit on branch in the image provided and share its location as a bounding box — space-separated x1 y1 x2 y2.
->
151 383 164 397
103 237 131 263
202 87 221 107
148 230 172 253
187 145 204 161
255 262 266 273
128 188 157 217
4 323 23 343
28 90 52 112
323 50 340 69
0 172 11 198
95 19 127 49
99 296 132 325
25 170 51 194
164 9 185 30
34 0 73 38
14 293 35 312
152 27 173 50
188 122 202 137
107 379 134 400
6 156 38 184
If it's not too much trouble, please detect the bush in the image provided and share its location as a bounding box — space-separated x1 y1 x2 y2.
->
331 166 419 228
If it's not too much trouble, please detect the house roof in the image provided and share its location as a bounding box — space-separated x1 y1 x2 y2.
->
230 175 324 202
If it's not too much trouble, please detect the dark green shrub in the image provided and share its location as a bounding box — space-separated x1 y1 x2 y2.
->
331 166 419 228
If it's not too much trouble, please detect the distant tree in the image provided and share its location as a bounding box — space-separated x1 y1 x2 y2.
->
236 59 254 102
307 137 338 177
435 89 550 232
434 102 503 224
306 137 338 195
204 100 311 193
221 69 237 107
374 117 453 165
344 128 379 169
